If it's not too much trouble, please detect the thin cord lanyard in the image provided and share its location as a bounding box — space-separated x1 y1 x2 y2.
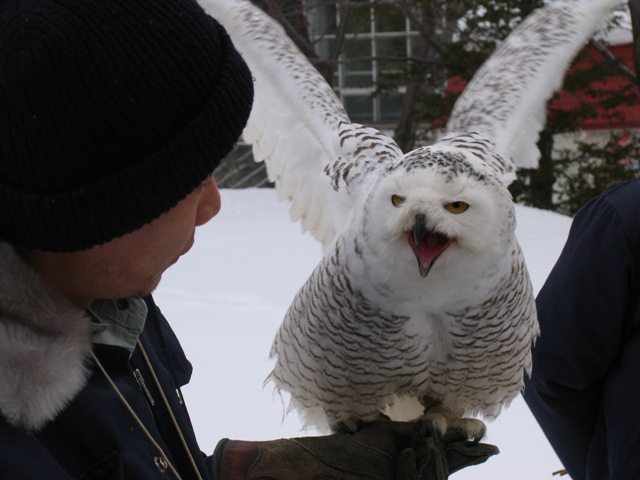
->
90 340 204 480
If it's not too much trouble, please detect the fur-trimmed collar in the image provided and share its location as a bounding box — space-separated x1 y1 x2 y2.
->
0 242 92 431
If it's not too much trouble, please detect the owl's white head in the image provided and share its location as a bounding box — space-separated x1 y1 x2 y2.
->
357 144 516 283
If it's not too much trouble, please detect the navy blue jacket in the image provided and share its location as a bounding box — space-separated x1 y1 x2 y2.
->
524 179 640 479
0 296 213 479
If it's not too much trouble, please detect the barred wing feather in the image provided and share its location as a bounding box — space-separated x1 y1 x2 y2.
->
447 0 622 175
200 0 403 248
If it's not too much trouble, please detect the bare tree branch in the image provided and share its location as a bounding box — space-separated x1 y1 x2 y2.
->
590 38 638 85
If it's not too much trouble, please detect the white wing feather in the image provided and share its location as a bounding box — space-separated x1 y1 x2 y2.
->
447 0 621 171
199 0 402 247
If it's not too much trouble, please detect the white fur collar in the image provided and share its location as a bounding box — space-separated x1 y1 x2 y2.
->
0 242 92 431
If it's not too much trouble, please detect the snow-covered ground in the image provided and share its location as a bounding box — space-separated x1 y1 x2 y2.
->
155 187 574 479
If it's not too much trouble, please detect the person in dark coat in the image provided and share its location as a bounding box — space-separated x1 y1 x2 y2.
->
523 178 640 479
0 0 497 478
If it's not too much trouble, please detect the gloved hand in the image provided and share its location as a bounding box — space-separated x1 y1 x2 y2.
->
210 419 499 480
396 420 500 479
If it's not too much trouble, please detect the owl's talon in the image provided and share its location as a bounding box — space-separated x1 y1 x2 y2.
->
334 419 359 434
454 422 486 444
335 411 392 433
421 406 487 442
422 412 448 438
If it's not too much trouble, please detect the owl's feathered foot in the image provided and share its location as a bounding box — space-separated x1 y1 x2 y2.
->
422 406 486 443
333 411 391 434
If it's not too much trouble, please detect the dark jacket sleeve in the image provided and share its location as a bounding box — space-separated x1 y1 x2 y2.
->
523 180 640 480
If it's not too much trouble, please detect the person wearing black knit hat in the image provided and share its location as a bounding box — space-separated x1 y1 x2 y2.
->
0 1 497 479
0 0 251 252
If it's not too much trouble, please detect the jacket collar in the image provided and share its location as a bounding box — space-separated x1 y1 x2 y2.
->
0 242 92 431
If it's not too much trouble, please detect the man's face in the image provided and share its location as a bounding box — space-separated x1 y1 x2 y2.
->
27 176 221 308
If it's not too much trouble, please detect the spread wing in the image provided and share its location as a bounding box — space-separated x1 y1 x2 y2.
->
200 0 403 247
446 0 621 172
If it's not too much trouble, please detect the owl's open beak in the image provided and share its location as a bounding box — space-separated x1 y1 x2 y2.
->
408 214 451 278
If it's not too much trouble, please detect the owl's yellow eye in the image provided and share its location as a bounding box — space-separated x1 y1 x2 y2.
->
391 195 405 207
444 201 469 214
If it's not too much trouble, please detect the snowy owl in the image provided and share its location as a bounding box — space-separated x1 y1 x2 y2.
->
201 0 621 436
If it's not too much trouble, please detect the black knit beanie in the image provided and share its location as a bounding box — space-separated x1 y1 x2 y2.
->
0 0 253 252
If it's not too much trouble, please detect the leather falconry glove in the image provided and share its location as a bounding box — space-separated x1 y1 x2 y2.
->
211 419 499 480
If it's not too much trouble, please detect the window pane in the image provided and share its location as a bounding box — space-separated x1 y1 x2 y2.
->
344 72 375 87
315 37 334 59
376 36 407 77
343 37 371 61
344 2 372 33
376 36 407 57
379 94 403 122
308 3 338 36
342 38 373 87
373 4 406 32
344 95 374 123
